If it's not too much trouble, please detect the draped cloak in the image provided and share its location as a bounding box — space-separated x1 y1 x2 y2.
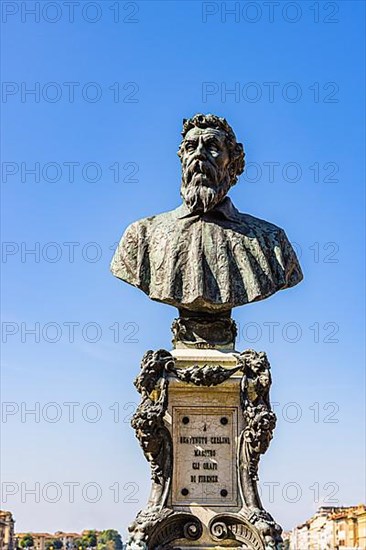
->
110 197 303 313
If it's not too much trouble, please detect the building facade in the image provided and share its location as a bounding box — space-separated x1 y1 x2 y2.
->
331 505 366 549
0 511 15 550
15 531 106 550
289 505 366 549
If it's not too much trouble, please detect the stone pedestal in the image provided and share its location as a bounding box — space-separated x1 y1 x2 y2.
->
126 340 282 550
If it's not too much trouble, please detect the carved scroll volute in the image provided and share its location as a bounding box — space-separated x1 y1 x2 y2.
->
209 514 265 550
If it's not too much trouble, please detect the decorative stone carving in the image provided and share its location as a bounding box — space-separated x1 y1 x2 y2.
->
127 508 202 550
131 349 174 509
127 508 173 549
149 513 202 548
128 347 282 549
236 350 276 488
209 514 264 549
236 349 282 549
246 509 282 550
167 362 242 386
171 315 237 349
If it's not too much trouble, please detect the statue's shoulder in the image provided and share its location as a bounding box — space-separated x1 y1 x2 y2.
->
235 210 285 238
124 206 181 235
111 208 179 282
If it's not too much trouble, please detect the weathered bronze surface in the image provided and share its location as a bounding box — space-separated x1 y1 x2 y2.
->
111 114 302 315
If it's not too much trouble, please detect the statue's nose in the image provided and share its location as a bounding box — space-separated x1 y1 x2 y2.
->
193 141 207 160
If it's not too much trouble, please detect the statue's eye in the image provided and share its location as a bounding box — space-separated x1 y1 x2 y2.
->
186 143 195 152
206 141 219 154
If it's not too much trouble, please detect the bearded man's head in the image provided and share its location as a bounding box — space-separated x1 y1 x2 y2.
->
177 114 245 213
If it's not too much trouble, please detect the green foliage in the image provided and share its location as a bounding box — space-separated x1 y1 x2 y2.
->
73 538 85 550
45 538 63 550
82 531 97 549
97 530 122 550
20 535 34 548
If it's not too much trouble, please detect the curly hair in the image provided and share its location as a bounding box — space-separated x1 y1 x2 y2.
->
177 113 245 186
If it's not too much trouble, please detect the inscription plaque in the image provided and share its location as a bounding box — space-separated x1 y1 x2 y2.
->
172 406 238 506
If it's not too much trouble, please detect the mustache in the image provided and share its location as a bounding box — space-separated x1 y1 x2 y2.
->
184 158 217 184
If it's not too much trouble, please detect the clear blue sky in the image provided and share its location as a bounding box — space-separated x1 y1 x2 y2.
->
1 0 365 537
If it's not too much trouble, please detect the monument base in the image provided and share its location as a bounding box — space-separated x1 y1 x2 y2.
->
126 342 282 550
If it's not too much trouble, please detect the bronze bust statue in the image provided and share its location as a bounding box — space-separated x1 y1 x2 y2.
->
111 114 303 317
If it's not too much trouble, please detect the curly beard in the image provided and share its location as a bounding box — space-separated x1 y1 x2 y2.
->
180 159 231 214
